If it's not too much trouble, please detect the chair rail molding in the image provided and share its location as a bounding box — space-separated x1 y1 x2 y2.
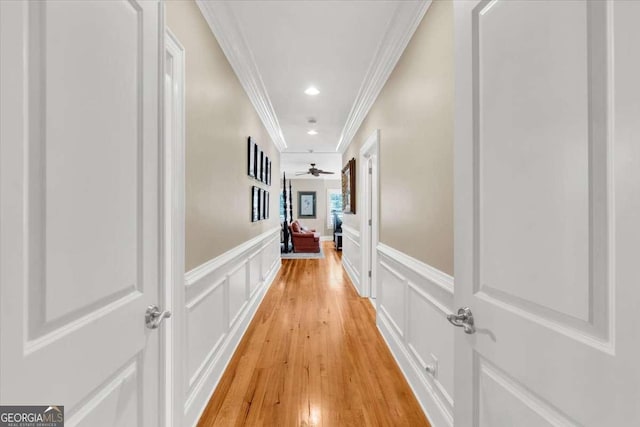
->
195 1 286 151
336 1 431 153
182 227 281 426
376 242 454 427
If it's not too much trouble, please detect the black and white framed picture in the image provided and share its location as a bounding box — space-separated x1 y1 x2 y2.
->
298 191 316 218
251 186 259 222
256 149 262 182
267 159 272 186
264 156 269 185
258 188 265 220
263 191 269 219
260 150 266 183
248 137 256 178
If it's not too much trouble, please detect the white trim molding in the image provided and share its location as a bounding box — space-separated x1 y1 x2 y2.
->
182 227 281 426
377 243 454 294
195 1 286 151
376 243 454 427
341 225 361 294
185 226 281 286
336 1 431 153
164 28 186 427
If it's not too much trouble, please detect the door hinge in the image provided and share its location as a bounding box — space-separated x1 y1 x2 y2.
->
368 270 372 278
368 219 372 226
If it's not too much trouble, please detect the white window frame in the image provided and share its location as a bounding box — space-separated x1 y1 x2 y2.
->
327 188 342 229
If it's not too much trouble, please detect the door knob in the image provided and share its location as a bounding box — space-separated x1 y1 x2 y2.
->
145 305 172 329
447 307 475 334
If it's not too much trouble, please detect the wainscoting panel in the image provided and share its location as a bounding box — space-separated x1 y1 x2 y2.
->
183 227 281 426
377 243 455 427
342 225 361 294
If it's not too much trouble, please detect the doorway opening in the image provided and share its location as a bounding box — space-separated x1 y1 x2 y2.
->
359 130 380 304
164 29 186 427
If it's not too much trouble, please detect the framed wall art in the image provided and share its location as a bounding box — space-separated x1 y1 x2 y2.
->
251 186 259 222
248 137 256 178
342 158 356 214
298 191 316 218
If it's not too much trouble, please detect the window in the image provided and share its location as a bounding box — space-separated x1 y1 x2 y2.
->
327 188 343 229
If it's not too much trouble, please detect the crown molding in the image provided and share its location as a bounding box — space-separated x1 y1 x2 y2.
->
336 1 431 154
195 1 287 152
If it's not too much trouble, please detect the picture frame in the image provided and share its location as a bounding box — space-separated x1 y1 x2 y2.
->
342 158 356 214
251 186 259 222
258 188 264 220
264 156 269 185
268 159 272 185
248 137 256 178
298 191 316 218
257 149 263 183
263 191 269 219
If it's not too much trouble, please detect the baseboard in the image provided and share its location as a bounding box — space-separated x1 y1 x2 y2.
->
378 312 453 427
182 229 281 426
342 257 360 294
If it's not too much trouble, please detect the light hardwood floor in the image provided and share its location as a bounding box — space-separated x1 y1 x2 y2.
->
197 242 430 427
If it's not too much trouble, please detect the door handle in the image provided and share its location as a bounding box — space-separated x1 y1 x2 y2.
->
447 307 475 334
145 305 172 329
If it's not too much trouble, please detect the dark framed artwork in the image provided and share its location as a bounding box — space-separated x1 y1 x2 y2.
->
256 149 262 183
342 158 356 214
248 137 256 178
263 191 270 219
259 188 266 220
267 159 272 186
264 156 269 185
298 191 316 218
251 186 259 222
260 150 266 183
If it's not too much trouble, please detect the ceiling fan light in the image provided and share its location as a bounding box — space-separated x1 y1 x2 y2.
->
307 130 318 135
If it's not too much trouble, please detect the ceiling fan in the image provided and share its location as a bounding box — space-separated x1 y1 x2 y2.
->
295 163 335 177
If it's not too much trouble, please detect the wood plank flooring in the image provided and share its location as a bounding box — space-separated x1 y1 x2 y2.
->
197 242 430 427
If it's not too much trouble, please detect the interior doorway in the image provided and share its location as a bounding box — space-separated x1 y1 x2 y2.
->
164 29 186 427
359 130 380 303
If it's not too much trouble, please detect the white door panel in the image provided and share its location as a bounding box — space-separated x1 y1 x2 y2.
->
455 1 640 426
0 1 163 426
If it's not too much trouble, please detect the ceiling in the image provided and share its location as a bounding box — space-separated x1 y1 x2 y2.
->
229 1 399 153
197 0 429 172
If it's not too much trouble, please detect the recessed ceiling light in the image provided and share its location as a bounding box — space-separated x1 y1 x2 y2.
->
304 86 320 96
307 130 318 135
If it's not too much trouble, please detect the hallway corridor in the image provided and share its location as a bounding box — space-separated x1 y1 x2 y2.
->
197 242 429 426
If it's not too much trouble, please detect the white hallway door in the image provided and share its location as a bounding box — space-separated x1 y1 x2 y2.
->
0 1 165 426
454 1 640 426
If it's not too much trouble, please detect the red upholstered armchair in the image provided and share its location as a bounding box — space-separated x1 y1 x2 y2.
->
289 220 320 253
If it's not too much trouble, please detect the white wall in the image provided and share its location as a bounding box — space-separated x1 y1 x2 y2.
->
182 227 281 426
376 244 454 427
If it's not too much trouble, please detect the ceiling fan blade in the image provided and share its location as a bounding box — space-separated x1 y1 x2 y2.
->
295 172 309 176
317 171 335 174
